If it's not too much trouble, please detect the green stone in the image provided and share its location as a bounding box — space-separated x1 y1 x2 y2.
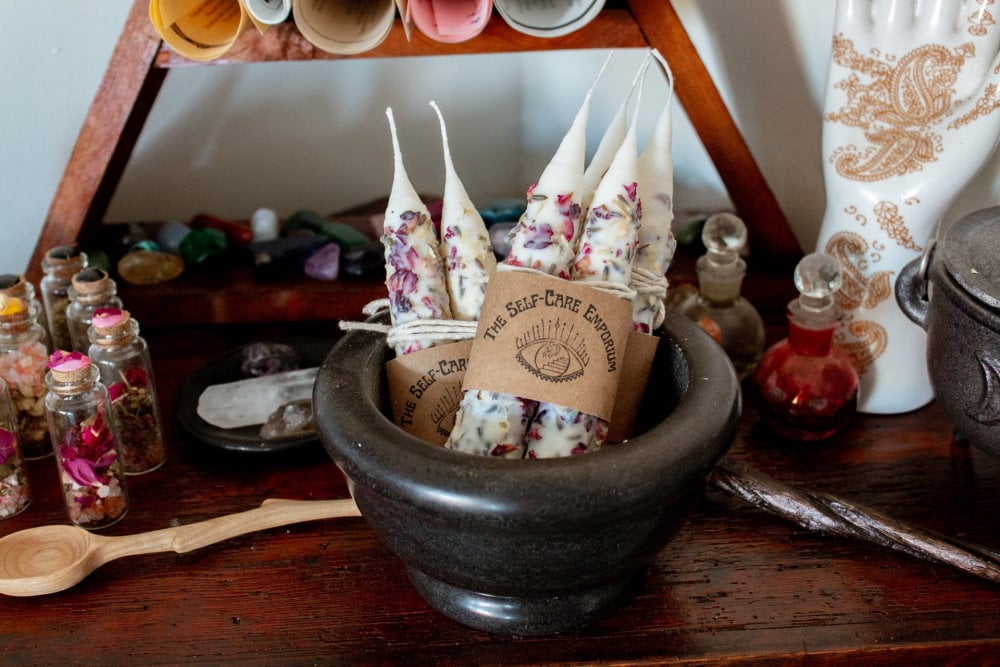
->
284 209 370 252
179 228 227 265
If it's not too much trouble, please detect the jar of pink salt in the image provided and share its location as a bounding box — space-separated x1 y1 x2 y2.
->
0 295 52 459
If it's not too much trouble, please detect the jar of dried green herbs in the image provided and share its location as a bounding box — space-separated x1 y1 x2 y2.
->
66 268 123 353
40 246 88 352
45 350 129 529
87 308 165 475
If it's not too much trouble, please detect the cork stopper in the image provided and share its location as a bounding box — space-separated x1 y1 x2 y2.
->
91 307 130 333
45 245 85 265
0 274 25 294
71 268 112 296
47 350 93 384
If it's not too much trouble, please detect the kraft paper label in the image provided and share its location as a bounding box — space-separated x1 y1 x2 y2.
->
606 331 659 442
463 271 633 421
385 340 471 445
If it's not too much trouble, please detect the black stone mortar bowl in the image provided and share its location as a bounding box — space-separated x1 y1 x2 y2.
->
314 309 741 636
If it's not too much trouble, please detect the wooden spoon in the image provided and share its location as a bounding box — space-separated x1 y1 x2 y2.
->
0 497 361 597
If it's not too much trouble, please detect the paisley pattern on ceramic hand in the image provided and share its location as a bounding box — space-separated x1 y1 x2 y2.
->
968 351 1000 425
826 36 974 182
967 1 997 38
825 230 892 375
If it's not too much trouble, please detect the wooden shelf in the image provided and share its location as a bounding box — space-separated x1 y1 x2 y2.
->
27 0 802 326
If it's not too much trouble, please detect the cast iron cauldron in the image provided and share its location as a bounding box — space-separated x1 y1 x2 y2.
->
314 309 740 635
897 206 1000 457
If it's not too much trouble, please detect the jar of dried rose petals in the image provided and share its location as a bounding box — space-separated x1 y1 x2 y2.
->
0 294 52 459
87 308 166 475
45 350 129 529
0 377 31 519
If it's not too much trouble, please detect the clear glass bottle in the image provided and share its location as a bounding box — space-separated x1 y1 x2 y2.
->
752 252 859 441
0 295 52 459
88 308 166 474
0 273 50 350
66 268 122 353
0 376 31 519
45 351 129 529
676 212 766 379
40 246 88 352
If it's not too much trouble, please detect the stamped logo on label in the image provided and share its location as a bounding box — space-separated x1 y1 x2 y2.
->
463 271 632 420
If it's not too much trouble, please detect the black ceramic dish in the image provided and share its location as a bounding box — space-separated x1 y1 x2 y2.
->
897 206 1000 458
314 310 741 635
176 338 334 454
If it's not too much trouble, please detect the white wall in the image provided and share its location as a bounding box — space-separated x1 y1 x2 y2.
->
4 0 999 277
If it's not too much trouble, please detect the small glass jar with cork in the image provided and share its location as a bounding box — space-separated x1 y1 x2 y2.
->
0 376 31 519
0 295 52 459
45 350 129 529
0 273 50 351
66 268 123 353
88 308 166 474
40 246 88 352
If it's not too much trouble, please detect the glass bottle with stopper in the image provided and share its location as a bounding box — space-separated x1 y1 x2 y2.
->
752 252 859 441
66 268 123 353
88 308 166 475
0 377 31 518
0 294 52 459
677 212 765 379
45 350 129 529
40 246 88 352
0 273 50 350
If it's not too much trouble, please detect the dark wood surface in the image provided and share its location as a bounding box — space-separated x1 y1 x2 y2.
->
2 315 999 664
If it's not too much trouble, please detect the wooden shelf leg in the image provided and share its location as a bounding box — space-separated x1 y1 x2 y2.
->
627 0 803 273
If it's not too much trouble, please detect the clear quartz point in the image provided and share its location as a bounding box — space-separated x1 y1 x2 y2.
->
196 367 318 429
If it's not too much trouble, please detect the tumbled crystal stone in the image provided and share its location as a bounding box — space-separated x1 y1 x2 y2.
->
240 341 300 377
179 228 227 266
341 240 384 281
304 243 340 281
117 250 185 285
251 235 328 283
259 399 315 440
157 221 192 254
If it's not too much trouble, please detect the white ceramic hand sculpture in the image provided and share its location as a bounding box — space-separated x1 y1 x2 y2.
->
816 0 1000 414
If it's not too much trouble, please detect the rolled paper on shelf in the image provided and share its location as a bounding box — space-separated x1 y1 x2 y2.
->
632 49 678 334
446 54 611 458
382 107 454 357
430 101 497 322
524 57 648 460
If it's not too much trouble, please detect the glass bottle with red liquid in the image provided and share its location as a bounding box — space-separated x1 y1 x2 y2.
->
752 252 859 441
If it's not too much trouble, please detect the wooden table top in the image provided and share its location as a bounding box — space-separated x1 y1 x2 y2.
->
2 321 999 664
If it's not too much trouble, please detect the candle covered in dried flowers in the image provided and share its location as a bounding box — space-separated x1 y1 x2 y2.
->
0 294 52 459
88 308 166 474
0 377 31 518
45 350 129 529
